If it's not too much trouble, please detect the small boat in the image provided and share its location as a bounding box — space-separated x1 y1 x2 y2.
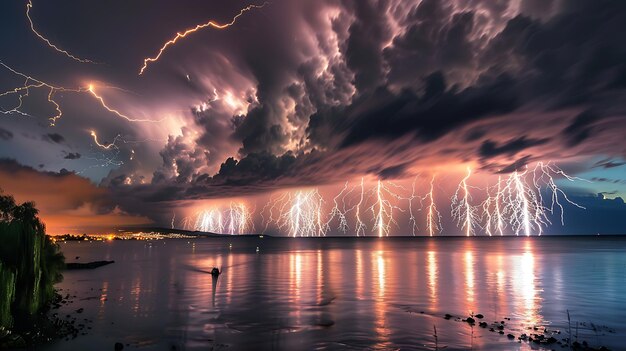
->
210 267 220 276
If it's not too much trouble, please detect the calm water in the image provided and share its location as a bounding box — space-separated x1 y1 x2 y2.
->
41 237 626 350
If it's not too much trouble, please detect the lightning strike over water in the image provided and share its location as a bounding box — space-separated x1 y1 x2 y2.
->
176 163 586 237
476 163 586 236
26 0 97 64
354 178 367 236
138 2 270 75
327 182 353 234
533 162 587 225
183 202 254 234
367 180 407 237
451 167 479 236
262 190 327 237
482 176 505 236
425 175 442 236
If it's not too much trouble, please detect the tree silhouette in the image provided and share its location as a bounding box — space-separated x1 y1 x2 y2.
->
0 189 64 329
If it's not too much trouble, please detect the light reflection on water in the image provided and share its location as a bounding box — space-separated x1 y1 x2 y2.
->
43 237 626 350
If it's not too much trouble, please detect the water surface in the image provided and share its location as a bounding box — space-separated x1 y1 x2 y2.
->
43 236 626 350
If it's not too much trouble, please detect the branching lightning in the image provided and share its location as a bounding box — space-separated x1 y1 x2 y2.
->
26 0 97 64
90 130 121 150
478 162 587 236
262 189 327 237
406 176 421 236
424 175 442 236
202 162 585 237
451 167 480 236
532 162 587 226
481 176 505 236
1 62 162 126
87 84 163 123
354 178 367 236
182 202 254 234
367 180 407 237
261 178 420 237
0 61 85 125
138 2 270 75
327 181 353 234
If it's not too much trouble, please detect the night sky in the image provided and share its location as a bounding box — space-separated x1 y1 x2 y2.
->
0 0 625 235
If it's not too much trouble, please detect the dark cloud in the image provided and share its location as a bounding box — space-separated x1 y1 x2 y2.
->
563 110 599 147
593 159 626 169
0 127 13 140
377 163 409 180
212 152 297 185
64 152 81 160
344 0 391 92
495 156 533 174
591 177 626 185
42 133 65 144
479 136 549 158
315 71 520 149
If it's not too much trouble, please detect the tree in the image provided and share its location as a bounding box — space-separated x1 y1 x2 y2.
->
0 190 64 329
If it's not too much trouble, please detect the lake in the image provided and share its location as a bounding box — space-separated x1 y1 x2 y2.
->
42 236 626 350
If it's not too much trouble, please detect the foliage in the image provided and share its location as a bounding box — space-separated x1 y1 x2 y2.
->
0 190 64 329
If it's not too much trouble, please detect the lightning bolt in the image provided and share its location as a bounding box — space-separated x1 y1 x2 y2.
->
375 180 385 237
354 178 367 236
451 167 479 236
481 175 505 236
533 162 587 227
1 62 157 126
327 181 352 234
87 84 163 123
26 0 97 64
261 189 328 237
513 170 532 236
182 203 253 235
90 130 120 150
138 2 270 75
367 180 406 237
494 176 504 235
0 61 86 125
406 176 421 236
425 175 442 236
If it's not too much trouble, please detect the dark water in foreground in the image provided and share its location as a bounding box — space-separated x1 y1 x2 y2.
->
42 237 626 350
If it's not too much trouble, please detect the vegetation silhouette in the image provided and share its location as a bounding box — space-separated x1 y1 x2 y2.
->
0 190 64 330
